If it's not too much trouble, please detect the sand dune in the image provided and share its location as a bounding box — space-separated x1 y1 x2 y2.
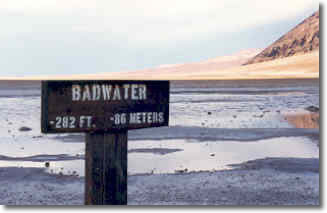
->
0 50 318 81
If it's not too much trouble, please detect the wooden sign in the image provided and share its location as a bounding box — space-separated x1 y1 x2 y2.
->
41 80 169 133
41 80 170 205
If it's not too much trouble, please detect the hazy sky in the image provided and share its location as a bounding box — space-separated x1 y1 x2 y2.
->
0 0 318 77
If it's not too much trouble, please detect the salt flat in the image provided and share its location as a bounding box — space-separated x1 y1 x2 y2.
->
0 79 319 205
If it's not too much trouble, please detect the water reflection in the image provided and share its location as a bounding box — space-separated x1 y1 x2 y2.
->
128 137 318 174
1 136 315 177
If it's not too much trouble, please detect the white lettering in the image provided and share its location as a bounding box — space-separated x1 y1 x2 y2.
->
153 112 157 123
82 85 91 101
159 112 164 123
72 84 148 101
130 113 137 124
112 85 121 100
79 116 92 128
123 84 130 100
127 112 164 124
131 84 138 100
86 116 92 127
142 112 146 123
92 84 101 100
139 84 147 100
102 85 112 100
72 85 81 101
54 116 76 129
79 116 85 128
136 112 141 124
147 112 152 123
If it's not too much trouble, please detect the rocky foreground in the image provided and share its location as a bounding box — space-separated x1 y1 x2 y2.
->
0 157 319 206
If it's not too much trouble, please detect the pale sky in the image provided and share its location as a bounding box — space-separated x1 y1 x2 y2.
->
0 0 318 77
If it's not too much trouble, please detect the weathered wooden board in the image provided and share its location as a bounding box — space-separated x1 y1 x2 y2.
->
85 132 128 205
41 80 169 133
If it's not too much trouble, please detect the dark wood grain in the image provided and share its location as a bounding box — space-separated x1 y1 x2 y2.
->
41 81 49 133
42 80 169 205
85 131 128 205
41 80 169 133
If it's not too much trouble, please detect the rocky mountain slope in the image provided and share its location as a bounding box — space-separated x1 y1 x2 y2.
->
245 11 319 65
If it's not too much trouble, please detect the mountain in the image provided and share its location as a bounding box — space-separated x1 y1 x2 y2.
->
245 11 319 65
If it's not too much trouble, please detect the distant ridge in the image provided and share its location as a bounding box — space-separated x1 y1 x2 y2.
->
245 10 319 65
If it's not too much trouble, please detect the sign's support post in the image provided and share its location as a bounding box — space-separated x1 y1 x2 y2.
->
85 131 128 205
41 80 169 205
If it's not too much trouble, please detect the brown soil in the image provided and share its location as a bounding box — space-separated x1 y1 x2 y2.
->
284 112 319 129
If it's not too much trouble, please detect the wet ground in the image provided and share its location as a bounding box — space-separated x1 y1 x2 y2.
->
0 134 319 176
0 79 320 205
0 158 319 205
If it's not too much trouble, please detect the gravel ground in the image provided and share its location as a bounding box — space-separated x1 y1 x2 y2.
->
0 157 319 206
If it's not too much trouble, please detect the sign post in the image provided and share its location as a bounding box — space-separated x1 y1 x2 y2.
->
85 131 127 205
41 80 169 205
